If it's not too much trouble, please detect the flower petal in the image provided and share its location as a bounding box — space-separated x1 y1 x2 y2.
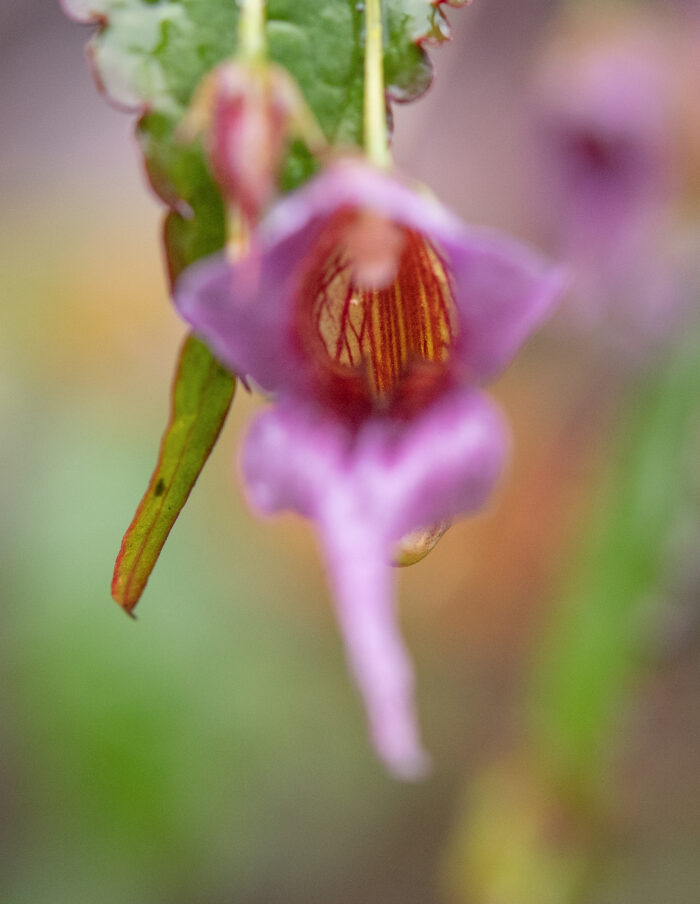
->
358 389 509 540
175 159 566 396
449 233 569 382
257 160 567 384
319 509 430 779
174 250 289 391
242 389 507 542
241 389 507 775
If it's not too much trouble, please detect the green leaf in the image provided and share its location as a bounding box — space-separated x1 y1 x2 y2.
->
112 334 236 613
113 113 231 608
66 0 454 128
66 0 463 213
138 109 227 284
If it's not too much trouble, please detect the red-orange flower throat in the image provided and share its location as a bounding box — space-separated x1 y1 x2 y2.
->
295 211 458 422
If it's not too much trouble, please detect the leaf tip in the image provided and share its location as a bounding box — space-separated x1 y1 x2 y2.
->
111 545 143 616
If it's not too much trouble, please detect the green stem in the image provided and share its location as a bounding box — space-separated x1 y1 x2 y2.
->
238 0 266 62
364 0 391 168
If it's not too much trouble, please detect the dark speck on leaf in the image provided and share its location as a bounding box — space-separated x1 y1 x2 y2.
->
154 478 166 496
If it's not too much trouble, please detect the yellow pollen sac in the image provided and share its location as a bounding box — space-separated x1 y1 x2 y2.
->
393 521 452 567
303 213 458 410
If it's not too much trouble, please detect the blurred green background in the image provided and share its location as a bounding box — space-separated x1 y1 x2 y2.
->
1 1 699 902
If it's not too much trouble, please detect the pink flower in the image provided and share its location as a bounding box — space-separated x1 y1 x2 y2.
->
532 15 690 344
537 39 671 248
176 158 566 777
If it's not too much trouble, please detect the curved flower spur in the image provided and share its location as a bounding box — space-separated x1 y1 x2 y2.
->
175 158 567 777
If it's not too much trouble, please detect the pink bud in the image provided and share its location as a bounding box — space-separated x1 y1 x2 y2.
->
209 63 288 221
183 61 325 223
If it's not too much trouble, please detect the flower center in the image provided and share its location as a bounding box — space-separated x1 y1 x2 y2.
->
295 211 458 422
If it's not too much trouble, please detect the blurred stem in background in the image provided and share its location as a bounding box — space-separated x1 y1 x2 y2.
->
444 319 700 904
529 327 700 803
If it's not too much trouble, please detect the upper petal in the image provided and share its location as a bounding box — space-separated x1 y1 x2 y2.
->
174 249 290 391
175 159 567 402
448 232 569 382
258 160 567 385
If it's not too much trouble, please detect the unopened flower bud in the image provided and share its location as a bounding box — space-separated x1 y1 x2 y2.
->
181 61 326 222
